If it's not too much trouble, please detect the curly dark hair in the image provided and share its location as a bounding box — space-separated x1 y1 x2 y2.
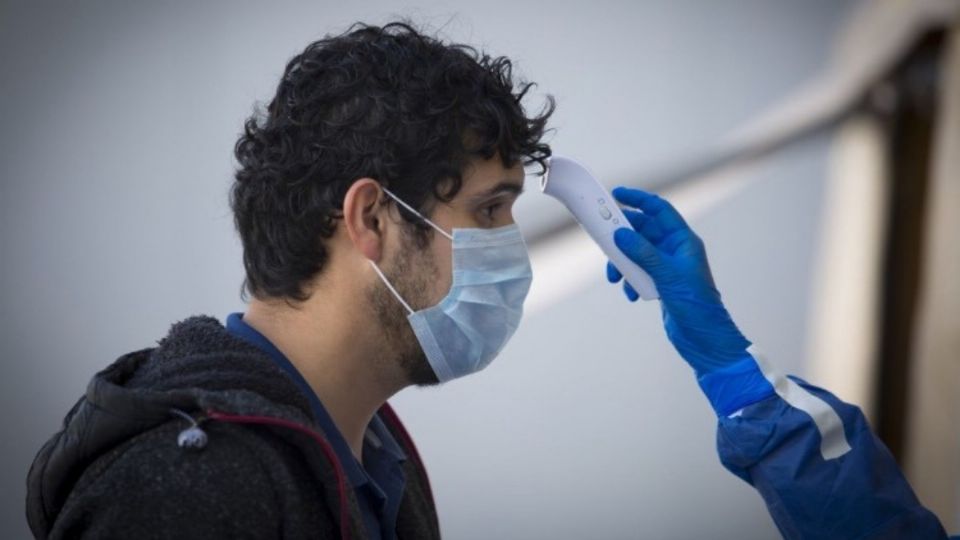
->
230 21 554 302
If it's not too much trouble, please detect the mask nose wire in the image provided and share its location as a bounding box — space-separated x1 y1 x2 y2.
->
380 186 454 241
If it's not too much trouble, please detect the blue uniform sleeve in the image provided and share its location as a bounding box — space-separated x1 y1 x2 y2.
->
716 376 950 539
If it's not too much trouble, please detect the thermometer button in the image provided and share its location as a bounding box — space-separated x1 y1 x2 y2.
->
598 206 612 220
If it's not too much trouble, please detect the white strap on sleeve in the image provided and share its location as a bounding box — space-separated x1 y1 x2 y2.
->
748 345 853 460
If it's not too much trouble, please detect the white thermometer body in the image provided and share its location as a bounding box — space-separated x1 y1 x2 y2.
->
540 156 659 300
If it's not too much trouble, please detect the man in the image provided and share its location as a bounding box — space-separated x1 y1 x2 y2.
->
27 21 548 540
26 21 951 540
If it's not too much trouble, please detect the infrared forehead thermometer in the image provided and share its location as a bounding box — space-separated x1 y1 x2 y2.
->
540 156 659 300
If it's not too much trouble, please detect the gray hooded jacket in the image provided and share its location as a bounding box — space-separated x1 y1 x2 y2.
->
26 315 441 539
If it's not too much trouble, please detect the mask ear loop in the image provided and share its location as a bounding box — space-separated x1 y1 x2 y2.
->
369 185 452 316
368 260 415 315
380 186 454 241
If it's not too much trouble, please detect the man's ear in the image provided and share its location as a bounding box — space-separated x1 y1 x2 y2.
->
342 178 387 263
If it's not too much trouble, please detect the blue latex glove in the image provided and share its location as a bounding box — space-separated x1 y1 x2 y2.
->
606 186 752 375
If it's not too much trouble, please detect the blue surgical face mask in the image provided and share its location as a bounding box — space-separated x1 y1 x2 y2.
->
368 187 533 383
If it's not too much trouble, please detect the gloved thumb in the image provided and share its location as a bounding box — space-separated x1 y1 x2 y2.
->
614 227 664 280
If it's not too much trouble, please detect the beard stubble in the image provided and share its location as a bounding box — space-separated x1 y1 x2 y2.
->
367 230 442 387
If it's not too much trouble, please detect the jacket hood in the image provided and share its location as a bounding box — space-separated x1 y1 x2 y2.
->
26 315 316 537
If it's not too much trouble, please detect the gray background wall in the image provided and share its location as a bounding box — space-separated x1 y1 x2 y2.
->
1 1 854 537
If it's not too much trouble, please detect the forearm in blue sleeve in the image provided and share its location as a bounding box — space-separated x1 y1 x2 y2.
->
715 372 949 539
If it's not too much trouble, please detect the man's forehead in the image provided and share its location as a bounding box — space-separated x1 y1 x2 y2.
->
460 158 525 201
466 180 525 204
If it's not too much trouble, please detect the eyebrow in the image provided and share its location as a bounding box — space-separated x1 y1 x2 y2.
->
469 180 525 204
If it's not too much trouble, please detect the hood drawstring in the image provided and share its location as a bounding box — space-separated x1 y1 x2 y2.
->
170 408 208 450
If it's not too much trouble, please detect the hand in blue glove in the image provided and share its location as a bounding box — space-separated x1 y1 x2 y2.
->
606 186 752 375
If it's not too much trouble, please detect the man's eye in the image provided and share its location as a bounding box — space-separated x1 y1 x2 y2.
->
483 203 502 220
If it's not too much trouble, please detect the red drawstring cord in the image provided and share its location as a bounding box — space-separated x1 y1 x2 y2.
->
205 410 353 540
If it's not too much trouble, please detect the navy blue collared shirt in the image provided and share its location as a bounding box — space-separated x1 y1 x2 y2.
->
226 312 407 540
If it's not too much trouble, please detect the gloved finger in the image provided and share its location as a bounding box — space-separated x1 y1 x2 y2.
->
613 227 662 277
623 280 639 302
612 186 653 208
606 261 623 283
623 209 665 243
612 187 690 235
